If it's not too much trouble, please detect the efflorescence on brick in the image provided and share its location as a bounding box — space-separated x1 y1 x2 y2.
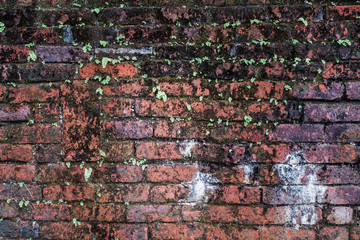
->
0 0 359 239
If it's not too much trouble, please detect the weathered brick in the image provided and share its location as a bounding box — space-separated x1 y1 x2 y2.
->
122 26 174 43
270 124 324 142
0 65 20 82
0 9 37 28
150 224 205 240
8 84 59 103
346 81 360 100
325 124 360 142
36 164 85 183
146 165 197 183
206 226 259 240
94 224 148 240
325 207 353 225
316 165 360 185
79 63 137 79
211 6 266 23
260 227 316 240
211 124 265 142
292 82 344 100
304 144 359 163
0 183 41 200
7 125 62 144
0 220 39 239
0 46 29 63
33 102 59 123
205 205 236 222
201 165 250 184
103 79 152 97
103 142 134 162
99 8 152 25
351 226 360 240
92 164 143 183
73 203 125 222
328 5 360 20
324 62 360 80
270 5 320 22
97 184 149 203
251 144 291 163
0 164 35 182
292 22 349 42
40 222 92 240
318 227 349 240
212 186 260 204
263 186 322 204
127 205 181 222
40 10 96 26
305 103 360 122
323 186 360 205
154 120 207 139
35 144 62 163
192 143 246 164
136 141 183 160
20 203 72 221
156 7 208 24
6 28 59 44
0 104 30 121
340 43 360 60
35 46 89 62
150 185 189 203
0 144 33 162
43 185 95 201
0 202 19 218
21 64 76 82
104 120 153 139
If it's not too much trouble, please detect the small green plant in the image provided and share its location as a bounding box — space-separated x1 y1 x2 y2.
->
0 22 5 32
244 115 252 126
84 167 92 182
297 17 308 26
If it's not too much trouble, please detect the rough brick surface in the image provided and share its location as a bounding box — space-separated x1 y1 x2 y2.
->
0 1 359 239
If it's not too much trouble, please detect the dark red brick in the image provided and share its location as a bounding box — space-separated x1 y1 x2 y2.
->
323 186 360 205
97 184 149 203
103 79 152 97
270 5 320 22
21 64 76 82
270 124 324 142
0 183 41 200
304 144 359 163
7 125 62 144
33 102 60 123
0 202 18 218
318 227 349 240
92 164 143 183
305 103 360 122
206 226 259 240
0 144 33 162
99 8 152 25
150 224 205 240
150 185 188 203
325 124 360 142
79 63 137 79
94 224 148 240
40 222 92 240
35 46 89 62
346 81 360 100
127 205 181 222
74 203 125 222
192 143 246 164
328 5 360 20
103 142 134 162
20 203 72 221
324 62 360 80
260 227 316 240
211 124 265 142
292 81 344 100
136 141 183 160
154 120 207 139
0 164 35 182
146 165 197 183
0 46 29 63
104 120 153 139
43 184 95 201
213 186 260 204
0 220 39 238
36 164 85 183
8 84 59 103
0 104 30 121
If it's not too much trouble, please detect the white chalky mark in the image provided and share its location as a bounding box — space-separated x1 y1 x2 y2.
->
180 171 220 204
179 140 197 157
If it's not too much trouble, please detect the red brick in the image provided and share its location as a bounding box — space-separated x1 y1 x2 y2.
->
20 203 72 221
260 227 316 240
351 226 360 240
150 224 205 240
22 64 76 82
325 124 360 142
0 164 35 182
61 81 100 162
251 144 291 163
324 62 360 80
94 224 148 240
6 28 59 44
192 143 246 164
0 85 5 102
190 100 245 121
146 165 197 183
150 185 189 203
154 120 207 139
206 226 259 240
156 7 208 24
103 79 152 97
92 164 143 183
230 81 285 100
292 82 344 100
0 144 33 162
211 6 265 23
135 99 190 118
36 164 85 183
102 98 132 118
99 8 152 24
213 186 260 204
270 5 320 22
43 185 94 201
8 85 59 103
74 203 125 222
205 205 235 222
127 205 181 222
201 165 249 184
323 186 360 205
104 120 153 139
236 206 289 225
123 26 174 43
104 142 134 162
33 102 60 123
35 144 62 163
270 124 324 142
304 144 359 163
158 81 196 96
319 227 349 240
0 202 19 218
305 103 360 122
0 183 41 200
8 125 62 144
0 46 29 63
181 205 203 222
328 5 360 20
292 22 349 42
97 184 149 203
236 23 289 43
326 207 353 225
340 43 360 60
211 124 265 142
40 222 92 240
346 81 360 100
136 141 183 160
79 63 137 79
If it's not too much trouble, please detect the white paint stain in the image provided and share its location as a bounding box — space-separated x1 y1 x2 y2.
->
179 140 197 157
180 171 220 204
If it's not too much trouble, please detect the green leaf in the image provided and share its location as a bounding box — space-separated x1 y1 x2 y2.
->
84 167 92 182
99 150 106 157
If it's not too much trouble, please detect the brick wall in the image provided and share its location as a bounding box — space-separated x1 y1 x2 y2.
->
0 0 359 239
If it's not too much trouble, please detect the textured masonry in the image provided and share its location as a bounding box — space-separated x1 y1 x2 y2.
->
0 0 359 239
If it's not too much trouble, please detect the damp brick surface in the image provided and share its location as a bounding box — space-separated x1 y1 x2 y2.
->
0 0 359 239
